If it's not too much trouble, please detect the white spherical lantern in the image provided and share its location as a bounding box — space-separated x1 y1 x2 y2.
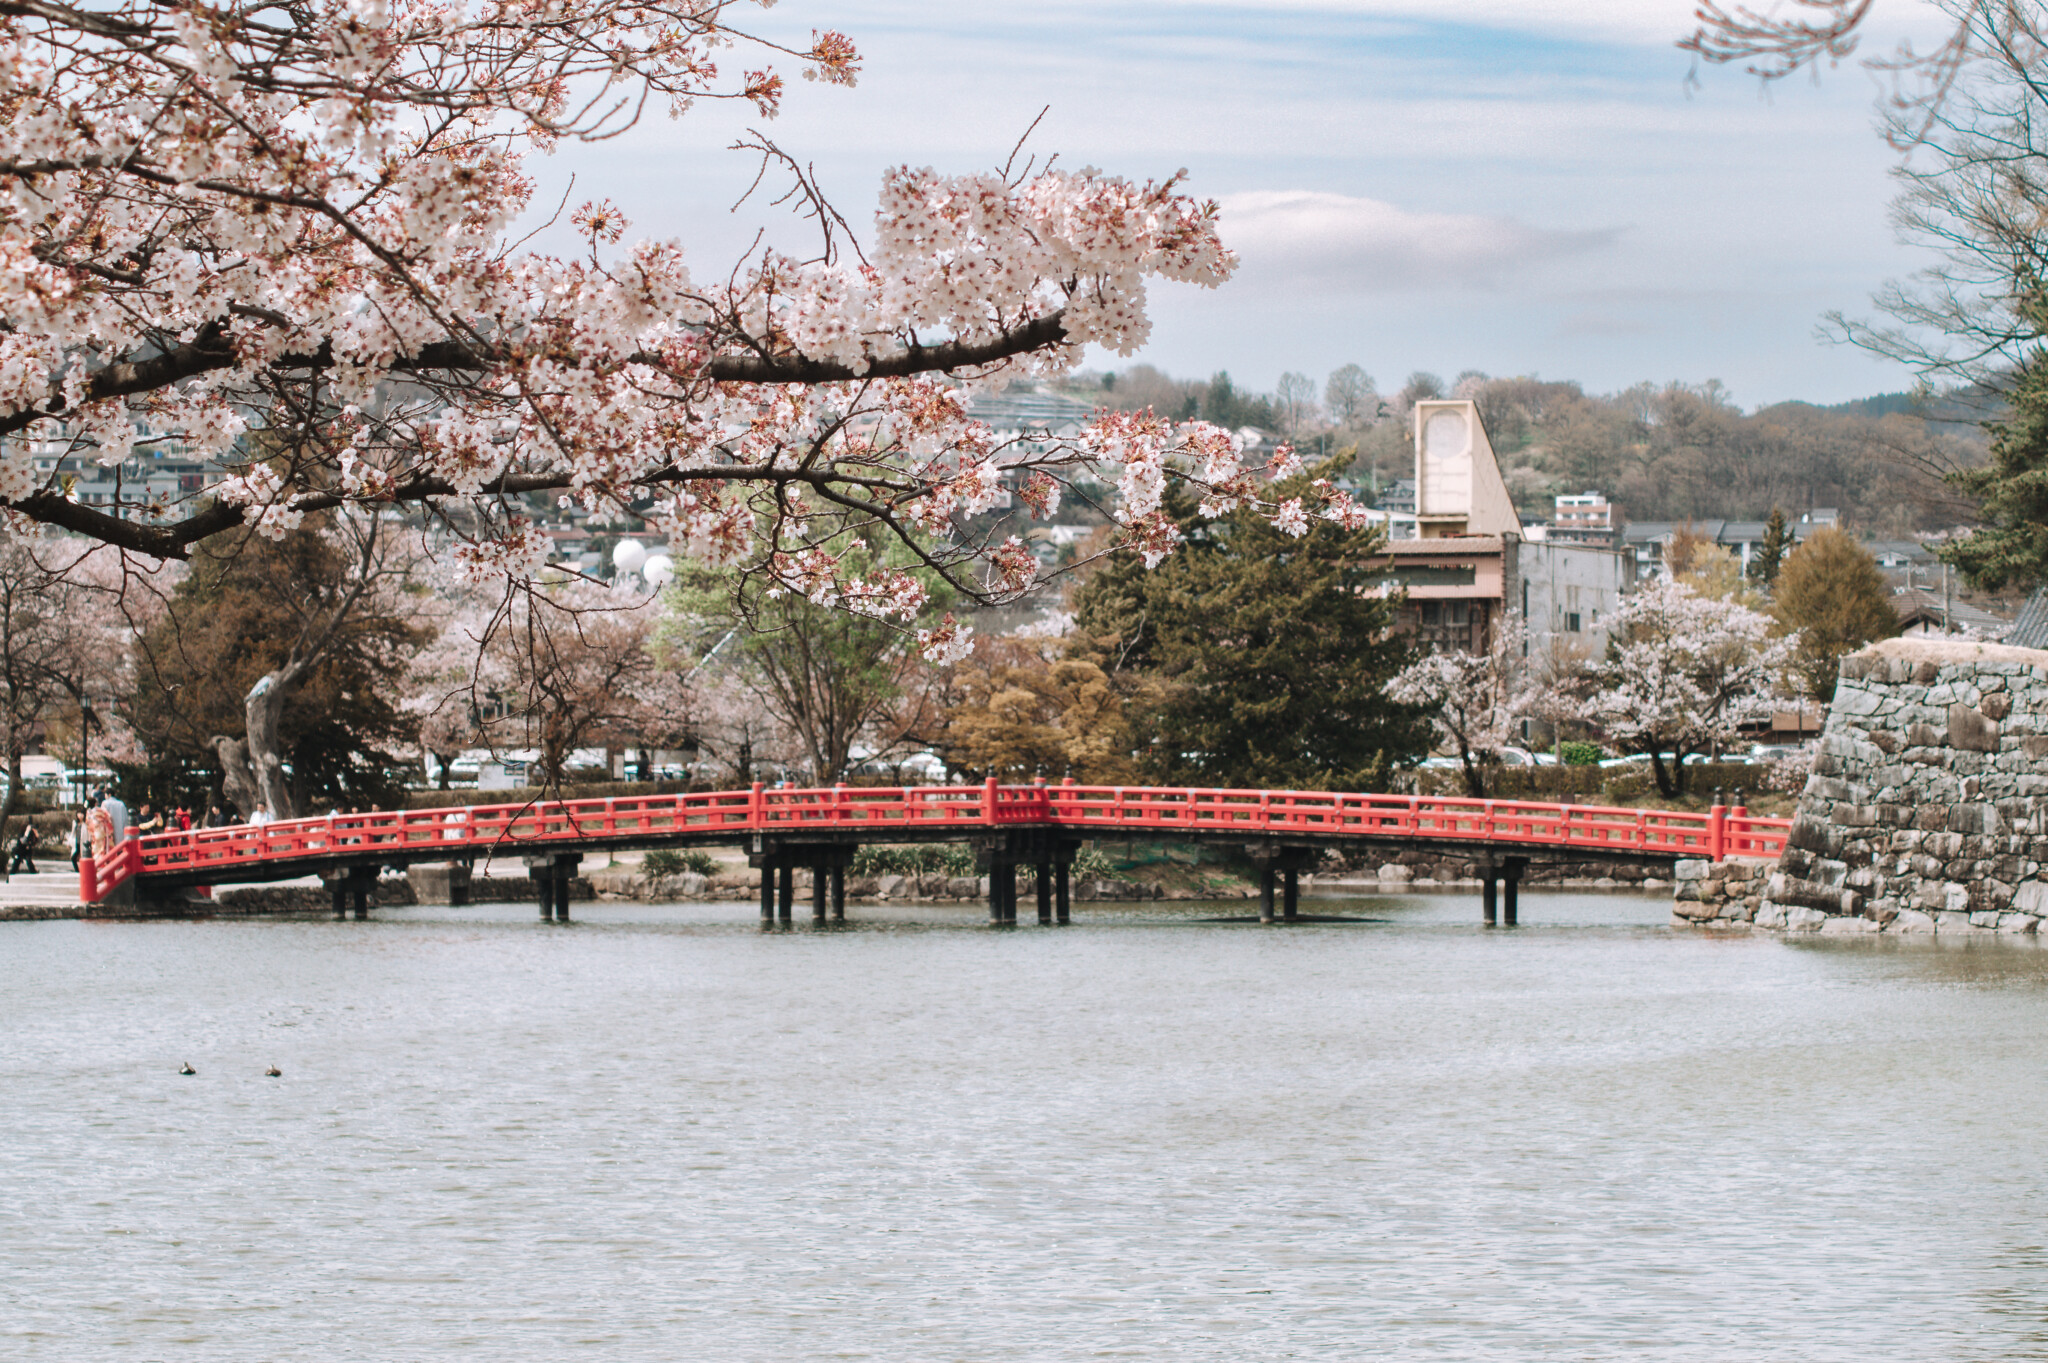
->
642 553 675 588
612 539 647 578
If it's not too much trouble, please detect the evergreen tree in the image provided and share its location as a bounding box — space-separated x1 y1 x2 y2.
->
1945 346 2048 590
1772 527 1900 702
132 527 426 813
1749 506 1791 584
1199 371 1278 431
1071 464 1430 790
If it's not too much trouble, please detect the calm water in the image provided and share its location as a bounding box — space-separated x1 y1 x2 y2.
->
5 890 2048 1361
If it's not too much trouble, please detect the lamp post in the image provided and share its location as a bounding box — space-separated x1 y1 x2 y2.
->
78 695 92 809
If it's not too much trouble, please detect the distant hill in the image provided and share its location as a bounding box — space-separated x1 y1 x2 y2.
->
1811 392 1921 419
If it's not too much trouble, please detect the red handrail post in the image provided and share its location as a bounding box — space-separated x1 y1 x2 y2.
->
1708 802 1726 861
984 776 998 825
78 853 96 903
750 780 764 831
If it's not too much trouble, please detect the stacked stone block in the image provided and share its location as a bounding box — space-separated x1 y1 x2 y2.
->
1756 637 2048 934
1670 857 1773 925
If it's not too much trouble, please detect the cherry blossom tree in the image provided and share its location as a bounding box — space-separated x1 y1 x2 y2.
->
0 1 1379 663
0 538 173 848
474 579 666 785
1583 581 1797 797
1385 614 1536 799
400 596 500 788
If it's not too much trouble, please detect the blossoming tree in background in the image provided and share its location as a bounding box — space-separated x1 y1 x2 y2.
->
0 0 1374 667
1584 581 1796 797
1384 614 1536 799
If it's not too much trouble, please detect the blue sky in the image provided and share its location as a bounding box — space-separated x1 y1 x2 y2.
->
532 1 1955 408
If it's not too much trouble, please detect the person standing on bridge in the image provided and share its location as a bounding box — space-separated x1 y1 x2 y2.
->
99 789 127 842
249 803 273 827
85 804 113 862
68 812 84 870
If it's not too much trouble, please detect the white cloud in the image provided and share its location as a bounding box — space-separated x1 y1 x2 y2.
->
1217 190 1619 291
1134 0 1680 42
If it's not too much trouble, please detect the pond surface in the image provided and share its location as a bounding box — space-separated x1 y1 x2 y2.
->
5 890 2047 1360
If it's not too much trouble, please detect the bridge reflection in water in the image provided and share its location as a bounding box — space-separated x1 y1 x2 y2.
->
79 779 1791 927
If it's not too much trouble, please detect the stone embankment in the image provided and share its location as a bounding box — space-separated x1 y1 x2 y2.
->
586 868 1176 903
1669 857 1773 926
1328 854 1666 891
1674 636 2048 935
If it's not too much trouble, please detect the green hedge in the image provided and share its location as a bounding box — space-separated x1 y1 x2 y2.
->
1414 761 1770 805
400 780 691 809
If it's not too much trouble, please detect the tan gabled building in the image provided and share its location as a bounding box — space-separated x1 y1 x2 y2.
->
1369 399 1626 659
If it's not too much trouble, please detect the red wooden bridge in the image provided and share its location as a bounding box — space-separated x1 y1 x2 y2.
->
79 779 1789 926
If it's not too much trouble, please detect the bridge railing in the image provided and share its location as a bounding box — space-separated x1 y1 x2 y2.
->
80 782 1792 903
1043 785 1785 860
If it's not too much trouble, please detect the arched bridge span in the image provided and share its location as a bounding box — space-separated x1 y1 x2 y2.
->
79 780 1790 926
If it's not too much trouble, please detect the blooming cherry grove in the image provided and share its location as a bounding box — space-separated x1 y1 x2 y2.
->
0 0 1354 658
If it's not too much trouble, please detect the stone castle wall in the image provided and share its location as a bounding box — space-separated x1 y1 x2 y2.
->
1759 637 2048 934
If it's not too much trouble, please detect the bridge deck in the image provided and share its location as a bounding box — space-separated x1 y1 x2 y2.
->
79 781 1791 903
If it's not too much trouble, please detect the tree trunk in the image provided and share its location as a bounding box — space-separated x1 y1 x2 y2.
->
211 736 261 818
436 753 454 790
244 669 298 820
1459 754 1488 800
1648 752 1676 798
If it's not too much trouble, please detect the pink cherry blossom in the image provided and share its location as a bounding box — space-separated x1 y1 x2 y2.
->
0 2 1329 632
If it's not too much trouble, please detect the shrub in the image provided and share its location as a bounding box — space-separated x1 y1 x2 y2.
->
851 844 976 877
1072 846 1117 880
643 848 718 877
1559 741 1605 766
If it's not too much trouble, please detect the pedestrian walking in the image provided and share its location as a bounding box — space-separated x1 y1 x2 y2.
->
7 823 40 874
68 811 84 870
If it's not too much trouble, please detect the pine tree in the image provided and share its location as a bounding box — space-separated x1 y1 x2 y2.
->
1946 346 2048 590
1750 506 1791 585
1071 463 1430 790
